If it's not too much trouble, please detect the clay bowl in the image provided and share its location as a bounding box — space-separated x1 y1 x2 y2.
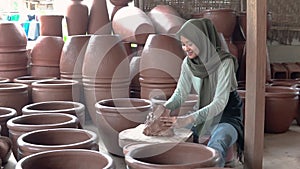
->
15 149 115 169
22 101 85 128
0 107 17 137
7 113 79 161
17 128 99 159
125 142 220 168
0 22 27 52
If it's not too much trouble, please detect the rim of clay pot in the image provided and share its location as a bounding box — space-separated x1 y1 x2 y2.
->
22 101 84 115
0 107 17 119
17 128 98 150
31 79 79 87
265 86 299 97
15 149 115 169
13 76 57 84
125 142 219 168
151 94 198 104
95 98 152 113
6 113 79 132
202 8 236 13
38 14 64 19
0 77 10 83
0 83 28 91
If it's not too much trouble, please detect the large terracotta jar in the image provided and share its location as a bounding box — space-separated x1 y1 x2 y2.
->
7 113 79 160
88 0 111 34
66 0 89 35
31 79 80 103
112 6 155 44
22 101 85 128
38 15 64 37
17 128 99 159
0 22 27 53
82 34 130 124
148 5 185 34
125 142 220 168
139 34 185 99
0 107 17 137
15 149 115 169
95 98 152 156
202 8 238 57
13 76 57 103
0 83 28 116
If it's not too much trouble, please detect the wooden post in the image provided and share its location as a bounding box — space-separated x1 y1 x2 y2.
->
244 0 267 169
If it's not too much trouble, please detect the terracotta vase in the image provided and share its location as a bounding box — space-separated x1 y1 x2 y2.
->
15 149 115 169
95 98 152 156
139 34 185 99
17 128 99 159
7 113 79 161
112 6 155 44
0 136 12 165
22 101 85 128
125 142 220 168
148 5 185 34
13 76 57 103
66 0 89 35
82 34 130 124
88 0 111 34
0 107 17 137
38 15 64 37
31 79 80 103
0 83 28 116
0 22 27 53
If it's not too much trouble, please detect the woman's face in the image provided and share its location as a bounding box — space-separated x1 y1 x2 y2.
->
180 36 199 59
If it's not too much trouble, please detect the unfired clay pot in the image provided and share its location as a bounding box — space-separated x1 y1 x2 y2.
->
95 98 152 156
7 113 79 161
112 6 155 44
0 22 27 53
125 142 220 168
0 83 28 115
31 79 80 103
88 0 111 34
15 149 115 169
17 128 99 159
66 0 89 35
22 101 85 128
0 107 17 137
38 15 64 37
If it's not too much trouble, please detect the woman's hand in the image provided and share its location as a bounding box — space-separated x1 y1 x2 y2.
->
160 114 195 129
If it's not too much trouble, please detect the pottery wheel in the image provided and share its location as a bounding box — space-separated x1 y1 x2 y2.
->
119 124 193 148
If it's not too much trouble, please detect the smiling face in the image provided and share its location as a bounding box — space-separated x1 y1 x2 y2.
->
180 36 199 59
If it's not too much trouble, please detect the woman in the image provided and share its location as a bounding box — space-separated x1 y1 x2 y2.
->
160 18 244 167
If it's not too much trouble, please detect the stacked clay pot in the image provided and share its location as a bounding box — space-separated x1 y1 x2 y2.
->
148 5 185 34
15 149 115 169
95 98 152 156
30 36 64 78
0 83 28 116
22 101 85 128
65 0 89 35
112 6 155 45
7 113 79 161
31 79 80 103
0 23 29 81
88 0 111 34
0 107 17 137
17 128 99 159
125 142 220 168
13 76 57 103
38 15 64 37
82 34 130 124
139 34 185 99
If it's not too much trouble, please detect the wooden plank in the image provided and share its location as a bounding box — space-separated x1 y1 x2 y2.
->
244 0 267 169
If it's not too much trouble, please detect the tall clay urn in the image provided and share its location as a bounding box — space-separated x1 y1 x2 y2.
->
66 0 89 35
88 0 111 34
38 15 64 37
95 98 152 156
82 34 130 124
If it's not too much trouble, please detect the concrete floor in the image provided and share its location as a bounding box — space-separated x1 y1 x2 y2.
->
3 119 300 169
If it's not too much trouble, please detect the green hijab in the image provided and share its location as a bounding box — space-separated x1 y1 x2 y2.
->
176 18 238 108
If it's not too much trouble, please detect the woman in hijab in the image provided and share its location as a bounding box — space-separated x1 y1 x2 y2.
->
160 18 244 167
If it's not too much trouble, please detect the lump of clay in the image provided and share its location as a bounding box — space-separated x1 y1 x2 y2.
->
143 104 175 136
